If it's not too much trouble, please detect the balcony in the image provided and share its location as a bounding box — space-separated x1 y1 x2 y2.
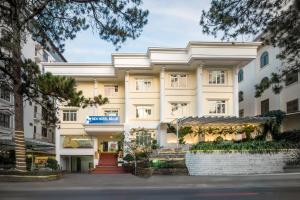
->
83 116 124 134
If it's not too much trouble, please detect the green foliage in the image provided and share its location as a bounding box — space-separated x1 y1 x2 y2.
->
167 124 193 144
46 158 59 171
151 139 159 150
200 0 300 96
273 130 300 143
26 157 32 171
123 154 134 162
190 140 299 153
214 136 224 143
259 110 285 139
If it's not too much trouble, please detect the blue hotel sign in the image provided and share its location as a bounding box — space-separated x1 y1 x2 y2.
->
85 116 120 124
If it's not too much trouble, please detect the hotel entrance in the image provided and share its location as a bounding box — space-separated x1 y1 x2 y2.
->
97 134 121 153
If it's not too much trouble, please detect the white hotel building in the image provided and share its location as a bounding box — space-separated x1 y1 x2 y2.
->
43 41 260 172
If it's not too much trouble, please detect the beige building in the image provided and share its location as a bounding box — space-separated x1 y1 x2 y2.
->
43 41 260 172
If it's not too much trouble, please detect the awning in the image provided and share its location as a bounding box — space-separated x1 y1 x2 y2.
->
83 123 124 134
176 116 271 126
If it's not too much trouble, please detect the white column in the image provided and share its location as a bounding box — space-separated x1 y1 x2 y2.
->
160 67 165 122
124 71 129 123
55 126 60 165
93 79 98 115
196 64 203 117
233 67 239 117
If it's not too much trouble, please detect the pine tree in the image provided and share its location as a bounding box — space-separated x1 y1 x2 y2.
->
0 0 148 171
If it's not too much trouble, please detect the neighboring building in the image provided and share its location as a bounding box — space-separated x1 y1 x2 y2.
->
239 45 300 131
0 35 66 168
43 41 260 172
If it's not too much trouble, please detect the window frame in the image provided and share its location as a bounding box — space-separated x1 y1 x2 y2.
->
208 70 226 85
135 79 152 91
42 127 48 138
239 91 244 102
136 131 152 146
260 51 269 68
0 88 10 102
104 109 119 116
104 85 119 96
261 99 270 115
285 71 298 86
286 99 299 114
63 110 77 122
170 74 187 88
0 112 10 128
208 100 226 115
170 102 188 117
238 69 244 82
136 105 152 119
239 109 244 117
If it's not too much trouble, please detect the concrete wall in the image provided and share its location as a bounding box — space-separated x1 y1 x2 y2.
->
185 150 298 175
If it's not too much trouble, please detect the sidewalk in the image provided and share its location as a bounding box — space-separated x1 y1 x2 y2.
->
1 173 300 191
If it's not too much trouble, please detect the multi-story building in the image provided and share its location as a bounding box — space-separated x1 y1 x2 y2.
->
43 41 260 172
239 44 300 132
0 35 66 168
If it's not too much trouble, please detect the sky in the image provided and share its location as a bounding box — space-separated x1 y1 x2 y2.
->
62 0 242 63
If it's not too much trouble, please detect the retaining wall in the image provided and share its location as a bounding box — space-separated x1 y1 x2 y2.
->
185 150 298 175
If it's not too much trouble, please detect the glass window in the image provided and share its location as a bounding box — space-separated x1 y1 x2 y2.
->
104 85 118 96
0 88 10 102
209 71 225 84
136 131 151 146
170 74 187 88
285 71 298 86
62 135 93 148
260 51 269 68
287 99 299 114
261 99 269 115
238 69 244 82
136 79 152 91
239 91 244 102
42 127 47 138
239 109 244 117
104 110 118 116
63 110 77 121
208 100 226 114
170 102 188 117
0 113 10 128
136 106 152 119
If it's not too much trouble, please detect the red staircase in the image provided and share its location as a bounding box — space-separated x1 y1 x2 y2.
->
91 153 125 174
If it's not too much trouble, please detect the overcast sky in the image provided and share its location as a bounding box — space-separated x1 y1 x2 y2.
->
62 0 248 63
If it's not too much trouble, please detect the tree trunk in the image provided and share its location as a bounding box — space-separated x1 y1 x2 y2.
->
11 1 26 171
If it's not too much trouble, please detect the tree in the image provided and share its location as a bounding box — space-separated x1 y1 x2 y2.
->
0 0 148 171
200 0 300 96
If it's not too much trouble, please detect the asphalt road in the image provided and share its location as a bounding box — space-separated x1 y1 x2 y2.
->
1 187 300 200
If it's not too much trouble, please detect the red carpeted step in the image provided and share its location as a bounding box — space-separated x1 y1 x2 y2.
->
92 153 126 174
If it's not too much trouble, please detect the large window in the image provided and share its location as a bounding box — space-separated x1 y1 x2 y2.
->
208 100 226 114
287 99 299 114
0 113 10 128
209 71 225 84
136 131 151 146
170 74 187 88
238 69 244 82
260 51 269 68
0 88 10 102
170 102 188 117
42 127 47 138
104 109 118 116
104 85 118 96
285 71 298 86
136 106 152 119
62 135 93 148
136 79 152 91
63 110 77 121
261 99 269 115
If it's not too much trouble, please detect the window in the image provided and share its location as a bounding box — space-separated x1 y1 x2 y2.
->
63 110 77 121
34 126 36 134
261 99 269 115
285 71 298 86
170 74 187 88
170 102 188 117
0 113 10 128
260 51 269 68
136 106 152 119
62 135 93 148
136 79 152 91
209 71 225 84
239 91 244 102
239 109 244 117
42 127 47 138
104 85 118 96
0 88 10 102
287 99 299 114
136 131 151 146
238 69 244 82
104 110 118 116
208 100 226 114
34 106 38 118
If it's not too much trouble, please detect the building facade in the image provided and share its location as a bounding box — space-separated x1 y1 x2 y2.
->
43 41 260 172
239 45 300 132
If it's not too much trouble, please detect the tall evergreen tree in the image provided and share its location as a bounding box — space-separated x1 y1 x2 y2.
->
0 0 148 171
200 0 300 96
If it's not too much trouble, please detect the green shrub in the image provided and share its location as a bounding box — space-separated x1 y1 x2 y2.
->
46 158 58 170
123 154 134 162
190 140 299 153
214 136 224 143
274 130 300 143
